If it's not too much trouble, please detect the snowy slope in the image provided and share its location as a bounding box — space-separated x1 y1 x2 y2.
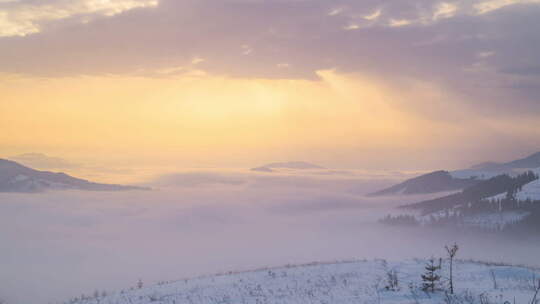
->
0 158 146 192
72 259 540 304
368 170 478 196
515 174 540 201
488 168 540 201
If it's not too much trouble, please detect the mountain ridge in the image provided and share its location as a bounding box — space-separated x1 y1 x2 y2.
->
453 151 540 179
369 150 540 196
0 158 147 193
367 170 479 197
251 161 324 172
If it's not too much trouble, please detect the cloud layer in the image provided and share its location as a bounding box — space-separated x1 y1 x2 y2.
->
1 0 539 167
0 0 158 37
2 171 540 304
1 0 539 111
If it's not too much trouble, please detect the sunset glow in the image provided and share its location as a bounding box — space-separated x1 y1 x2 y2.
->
1 1 540 304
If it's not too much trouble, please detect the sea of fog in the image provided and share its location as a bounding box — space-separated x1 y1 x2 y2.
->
1 169 539 304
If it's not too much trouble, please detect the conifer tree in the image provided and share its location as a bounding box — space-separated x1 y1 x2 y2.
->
421 257 441 292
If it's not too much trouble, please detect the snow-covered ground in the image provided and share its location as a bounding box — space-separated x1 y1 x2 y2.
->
515 176 540 201
487 168 540 202
73 259 540 304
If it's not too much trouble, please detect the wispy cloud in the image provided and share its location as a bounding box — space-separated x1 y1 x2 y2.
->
191 57 205 65
474 0 540 14
477 51 495 58
241 44 253 55
388 18 413 27
433 2 458 20
343 23 360 30
0 0 158 37
328 7 343 16
364 9 382 21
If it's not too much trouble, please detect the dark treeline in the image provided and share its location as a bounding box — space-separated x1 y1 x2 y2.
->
379 214 419 226
381 197 540 234
382 171 540 234
382 197 540 234
404 171 539 215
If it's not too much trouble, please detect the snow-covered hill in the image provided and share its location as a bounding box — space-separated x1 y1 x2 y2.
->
71 259 540 304
370 151 540 197
487 168 540 202
515 177 540 201
0 159 147 192
251 161 324 172
451 152 540 180
368 170 478 196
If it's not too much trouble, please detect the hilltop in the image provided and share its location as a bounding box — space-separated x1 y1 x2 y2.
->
71 259 540 304
0 158 146 193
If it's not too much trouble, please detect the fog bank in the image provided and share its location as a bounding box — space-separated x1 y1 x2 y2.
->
0 170 538 304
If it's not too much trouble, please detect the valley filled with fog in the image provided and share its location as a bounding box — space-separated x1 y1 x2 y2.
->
1 169 539 304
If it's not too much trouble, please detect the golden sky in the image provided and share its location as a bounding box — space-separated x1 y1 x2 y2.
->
0 71 414 164
1 0 540 170
2 69 536 170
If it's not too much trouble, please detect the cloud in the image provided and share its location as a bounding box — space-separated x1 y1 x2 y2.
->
241 44 253 55
388 18 413 27
191 56 205 65
0 174 410 304
343 23 360 30
151 169 405 194
1 0 540 121
2 169 540 304
328 7 344 16
153 172 246 187
477 51 495 58
474 0 540 14
364 9 382 21
0 0 158 37
500 66 540 76
433 2 458 20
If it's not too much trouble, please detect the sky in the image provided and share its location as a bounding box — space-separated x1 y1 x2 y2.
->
1 0 540 170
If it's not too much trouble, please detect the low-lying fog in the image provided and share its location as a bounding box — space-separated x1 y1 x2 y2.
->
1 169 539 304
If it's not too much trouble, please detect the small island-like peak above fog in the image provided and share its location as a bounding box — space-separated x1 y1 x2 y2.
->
251 161 324 172
0 158 147 193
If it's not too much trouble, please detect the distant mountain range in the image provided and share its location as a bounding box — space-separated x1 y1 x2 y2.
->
380 169 540 233
377 153 540 233
369 151 540 197
404 170 539 215
367 170 479 196
251 161 324 172
452 151 540 179
0 158 147 193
